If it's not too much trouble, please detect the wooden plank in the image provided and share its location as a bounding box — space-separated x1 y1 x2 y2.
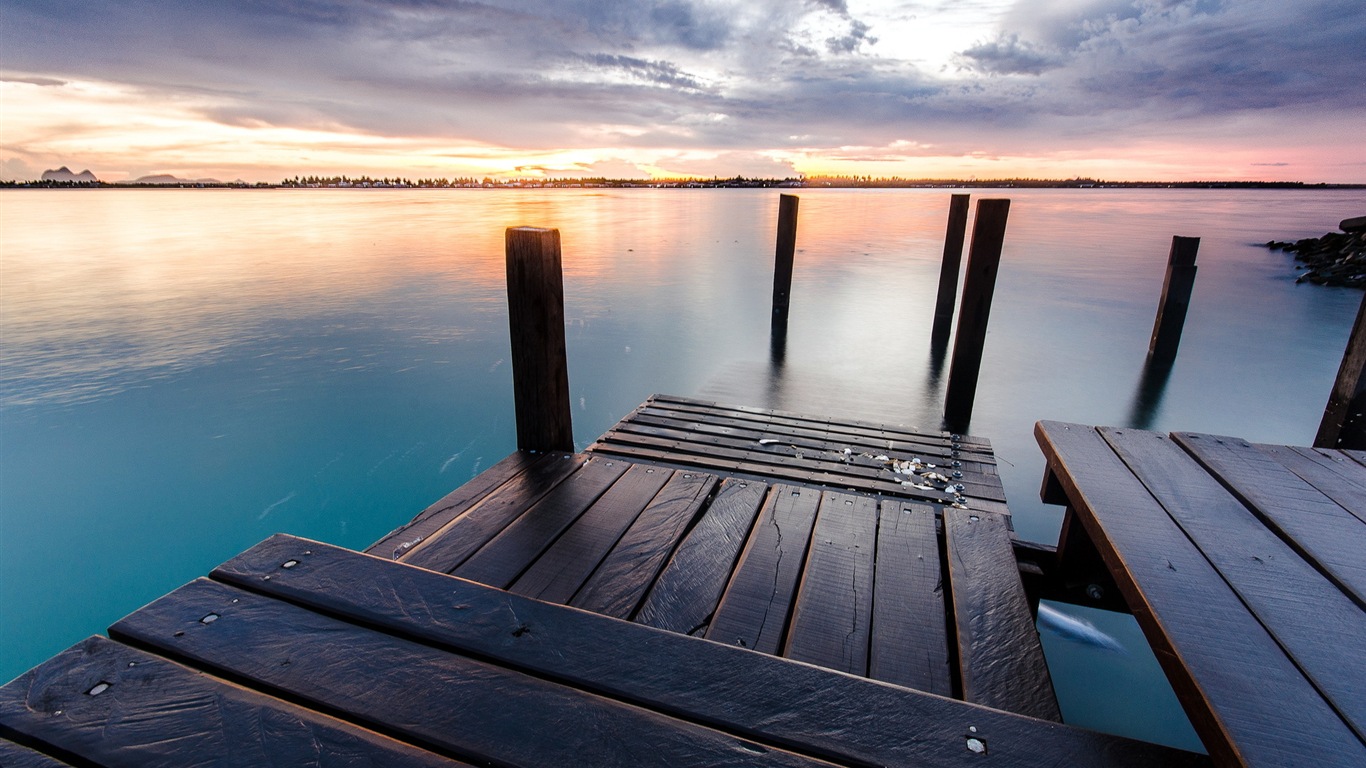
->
213 535 1209 768
1103 427 1366 742
401 453 583 572
622 410 997 473
111 580 829 768
770 193 799 324
453 457 630 588
1174 432 1366 608
783 491 877 675
1258 444 1366 526
1038 421 1365 767
593 431 962 503
570 471 718 619
708 485 821 654
931 193 971 344
0 740 74 768
634 478 768 635
646 394 994 451
1345 448 1366 468
944 507 1060 722
510 463 673 603
368 450 544 559
0 636 461 768
870 500 952 696
606 417 1004 500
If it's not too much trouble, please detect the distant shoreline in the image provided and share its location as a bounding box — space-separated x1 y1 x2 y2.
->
4 179 1364 190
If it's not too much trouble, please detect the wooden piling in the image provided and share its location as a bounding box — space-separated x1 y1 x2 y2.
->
931 194 971 344
1147 236 1200 361
1315 292 1366 449
506 226 573 452
771 194 799 326
944 199 1010 433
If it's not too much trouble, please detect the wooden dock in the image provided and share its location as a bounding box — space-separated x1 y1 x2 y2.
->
0 396 1207 767
1037 422 1366 768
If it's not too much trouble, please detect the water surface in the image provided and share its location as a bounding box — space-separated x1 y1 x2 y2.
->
3 187 1362 750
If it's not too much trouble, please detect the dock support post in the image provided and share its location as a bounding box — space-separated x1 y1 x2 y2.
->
1147 236 1200 362
944 199 1010 433
931 194 971 345
506 226 574 453
771 194 800 326
1315 293 1366 449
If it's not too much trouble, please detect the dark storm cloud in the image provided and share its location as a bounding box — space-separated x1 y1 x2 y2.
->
958 33 1062 75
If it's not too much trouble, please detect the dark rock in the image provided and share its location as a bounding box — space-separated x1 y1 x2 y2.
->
1341 215 1366 232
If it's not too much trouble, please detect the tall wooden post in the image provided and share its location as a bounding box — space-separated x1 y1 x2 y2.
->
1147 236 1200 362
944 199 1010 433
1315 293 1366 449
931 194 971 344
506 226 573 452
771 194 800 326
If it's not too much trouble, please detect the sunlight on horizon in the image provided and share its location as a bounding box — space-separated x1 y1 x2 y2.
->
0 74 1352 185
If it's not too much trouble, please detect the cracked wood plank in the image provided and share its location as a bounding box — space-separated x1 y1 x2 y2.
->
634 478 768 636
783 491 877 675
707 485 821 654
870 500 952 696
945 506 1060 722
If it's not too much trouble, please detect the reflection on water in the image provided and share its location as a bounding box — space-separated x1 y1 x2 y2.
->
3 187 1365 749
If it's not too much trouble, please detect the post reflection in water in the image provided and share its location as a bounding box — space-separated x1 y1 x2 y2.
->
1126 355 1176 431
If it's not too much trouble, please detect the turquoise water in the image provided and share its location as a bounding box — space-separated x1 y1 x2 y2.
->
3 187 1363 749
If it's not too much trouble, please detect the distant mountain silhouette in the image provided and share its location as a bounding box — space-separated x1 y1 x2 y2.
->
41 166 98 182
131 174 223 185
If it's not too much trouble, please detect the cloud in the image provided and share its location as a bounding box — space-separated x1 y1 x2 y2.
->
957 33 1063 75
2 0 1363 181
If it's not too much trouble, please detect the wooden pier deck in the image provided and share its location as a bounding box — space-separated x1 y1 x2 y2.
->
1037 422 1366 768
1 397 1208 766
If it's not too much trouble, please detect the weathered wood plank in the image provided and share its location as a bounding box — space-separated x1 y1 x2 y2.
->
944 507 1060 722
0 739 74 768
870 500 952 696
401 453 583 572
783 491 877 675
1258 444 1366 526
634 478 768 635
621 411 998 474
0 635 462 768
1174 432 1366 608
454 457 630 588
570 471 718 619
708 486 821 654
1103 427 1366 743
646 394 994 451
213 535 1208 768
368 450 544 559
593 431 964 503
1038 421 1365 767
510 463 673 603
112 579 828 768
505 226 573 452
605 418 1004 500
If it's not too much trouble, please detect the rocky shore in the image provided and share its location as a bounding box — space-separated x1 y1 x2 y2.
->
1267 216 1366 288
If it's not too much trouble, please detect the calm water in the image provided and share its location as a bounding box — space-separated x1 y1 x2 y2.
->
3 187 1363 749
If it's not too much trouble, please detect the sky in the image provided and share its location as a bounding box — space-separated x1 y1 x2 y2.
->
1 0 1363 183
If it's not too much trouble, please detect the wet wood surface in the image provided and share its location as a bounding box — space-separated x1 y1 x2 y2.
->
1038 421 1366 767
3 534 1209 767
